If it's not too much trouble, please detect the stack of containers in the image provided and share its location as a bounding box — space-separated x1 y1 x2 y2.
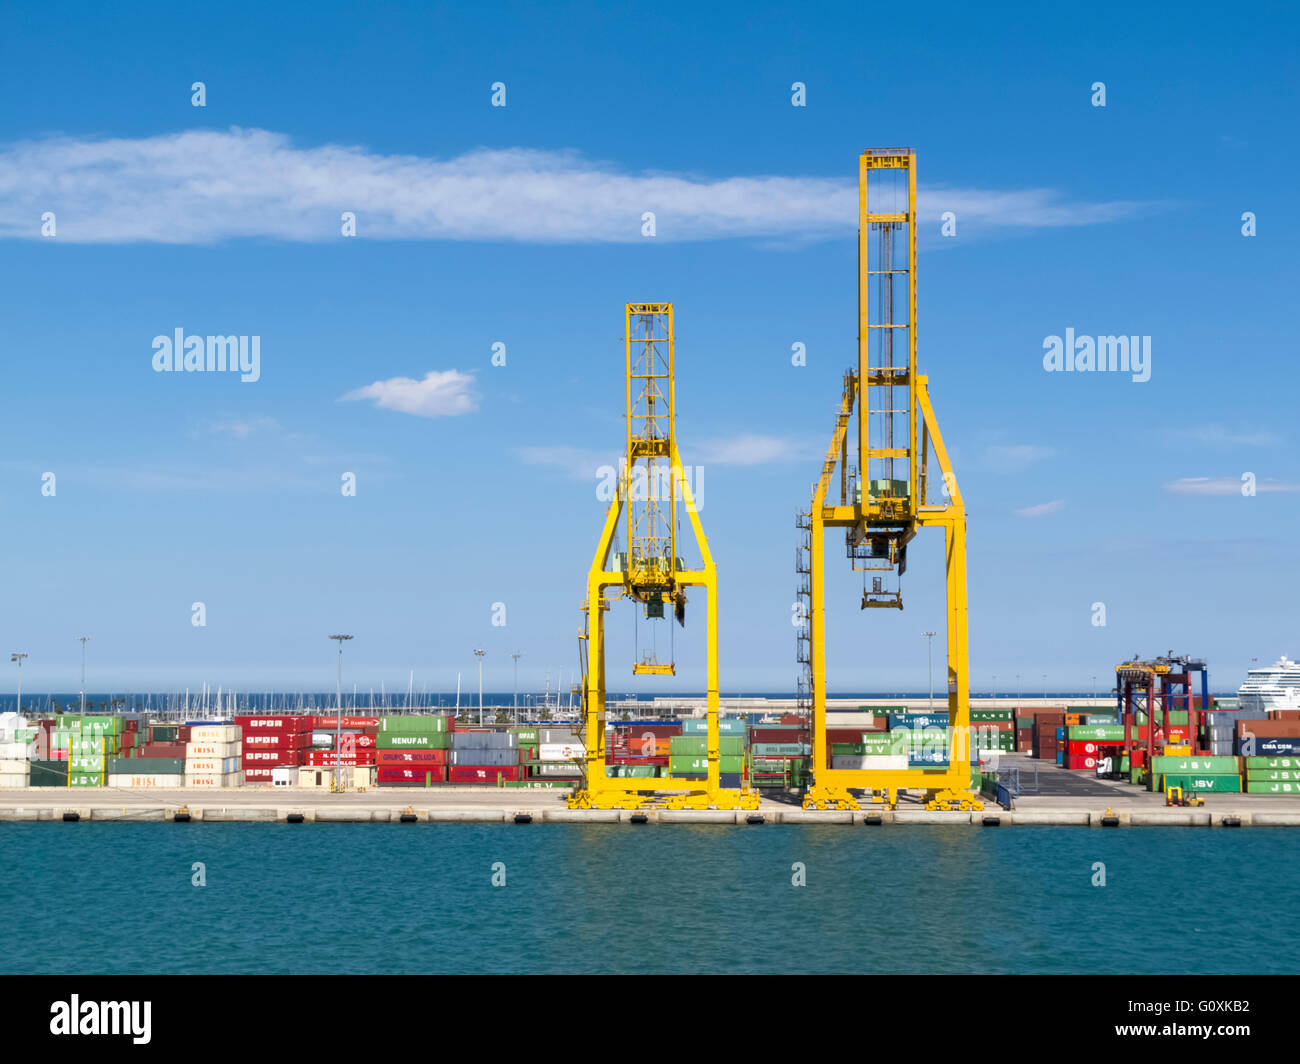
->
237 714 311 785
0 713 32 788
185 723 243 788
969 707 1014 756
1244 756 1300 794
607 721 678 778
1013 711 1035 752
110 723 188 786
530 727 584 783
376 714 452 786
1030 710 1066 761
668 728 745 786
1237 718 1300 758
830 726 908 772
1150 754 1242 794
1206 707 1253 756
751 723 810 788
303 715 379 787
60 714 124 787
888 710 949 766
449 727 521 783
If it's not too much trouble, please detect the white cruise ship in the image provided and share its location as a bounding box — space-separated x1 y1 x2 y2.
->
1238 656 1300 714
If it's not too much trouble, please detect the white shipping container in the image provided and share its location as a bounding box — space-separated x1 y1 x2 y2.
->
539 742 584 761
0 740 29 760
0 773 30 788
107 774 179 788
185 740 240 758
189 725 241 744
184 756 240 774
311 731 334 747
830 754 909 771
185 770 244 788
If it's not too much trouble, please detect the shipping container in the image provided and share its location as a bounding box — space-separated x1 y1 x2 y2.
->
374 748 448 766
375 731 452 750
379 714 451 734
448 765 522 783
190 725 241 744
184 771 244 788
376 765 447 784
1245 781 1300 794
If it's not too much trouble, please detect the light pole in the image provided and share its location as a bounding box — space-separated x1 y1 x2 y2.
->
1042 674 1047 700
10 653 28 714
1016 674 1021 703
993 674 998 700
475 649 486 725
78 636 90 713
512 651 521 721
1092 674 1097 700
922 631 936 711
329 635 353 792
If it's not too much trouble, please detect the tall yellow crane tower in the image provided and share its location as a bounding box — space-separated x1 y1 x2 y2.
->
567 303 759 811
798 149 979 811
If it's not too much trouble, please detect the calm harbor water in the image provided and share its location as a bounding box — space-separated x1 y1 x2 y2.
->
2 823 1293 974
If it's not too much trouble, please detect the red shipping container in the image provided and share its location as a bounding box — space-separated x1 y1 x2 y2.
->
375 748 448 766
313 715 381 729
242 748 304 766
1067 740 1104 756
612 724 681 737
377 766 446 784
826 728 867 744
235 715 313 733
1063 754 1098 770
140 743 187 758
448 765 522 783
302 749 376 767
751 728 810 743
242 767 277 782
242 731 312 749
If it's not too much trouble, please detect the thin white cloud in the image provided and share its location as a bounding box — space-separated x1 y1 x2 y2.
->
697 434 801 466
1016 499 1064 517
0 128 1147 244
1167 425 1283 447
343 370 477 418
515 445 615 480
984 443 1055 472
200 416 285 439
1166 476 1300 495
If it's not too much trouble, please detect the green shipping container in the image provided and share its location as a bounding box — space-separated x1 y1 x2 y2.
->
1068 725 1126 741
970 709 1014 722
751 742 811 756
1151 755 1239 775
1245 757 1300 770
108 757 184 774
668 755 745 774
30 761 69 786
510 728 540 743
1246 781 1300 795
668 736 744 756
376 731 452 749
1160 774 1242 793
378 714 451 734
1245 769 1300 782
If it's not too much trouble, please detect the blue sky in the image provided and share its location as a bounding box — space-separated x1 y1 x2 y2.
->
0 0 1296 696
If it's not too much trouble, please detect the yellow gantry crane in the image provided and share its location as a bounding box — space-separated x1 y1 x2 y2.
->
568 303 759 811
798 149 979 812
